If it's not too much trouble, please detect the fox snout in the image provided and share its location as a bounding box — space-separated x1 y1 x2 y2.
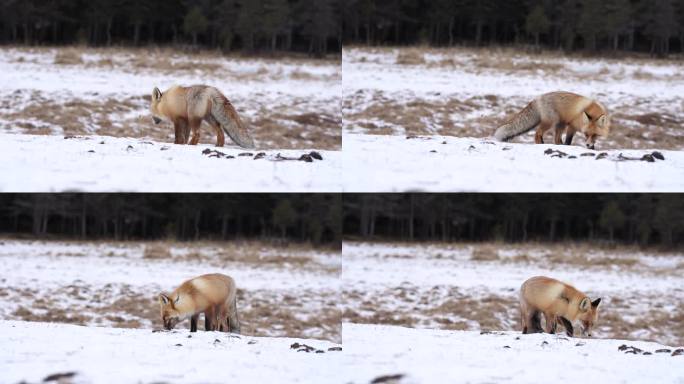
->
586 143 595 150
163 317 179 330
153 116 162 125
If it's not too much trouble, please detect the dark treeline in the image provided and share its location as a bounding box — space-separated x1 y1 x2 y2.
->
0 194 342 246
0 0 341 56
343 0 684 56
344 194 684 248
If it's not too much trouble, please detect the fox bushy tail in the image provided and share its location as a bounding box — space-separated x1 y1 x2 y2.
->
229 295 240 334
494 102 541 142
210 93 255 149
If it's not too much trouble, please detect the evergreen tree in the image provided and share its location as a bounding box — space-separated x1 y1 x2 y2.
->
183 6 209 46
525 5 551 48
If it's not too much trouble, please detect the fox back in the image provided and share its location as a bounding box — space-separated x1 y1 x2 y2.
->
495 91 610 148
520 276 601 336
150 85 255 148
539 92 610 145
159 273 237 330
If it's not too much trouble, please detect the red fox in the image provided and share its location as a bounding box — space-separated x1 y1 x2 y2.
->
159 273 240 333
150 85 255 148
520 276 601 337
494 92 610 150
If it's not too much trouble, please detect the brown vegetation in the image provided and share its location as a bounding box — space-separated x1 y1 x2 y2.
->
346 47 684 150
4 47 341 150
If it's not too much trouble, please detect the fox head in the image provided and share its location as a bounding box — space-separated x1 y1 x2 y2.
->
577 297 602 337
150 87 164 125
582 111 610 150
159 293 183 330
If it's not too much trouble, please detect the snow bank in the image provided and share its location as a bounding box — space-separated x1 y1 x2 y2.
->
342 323 684 384
343 134 684 192
0 133 341 192
1 320 341 384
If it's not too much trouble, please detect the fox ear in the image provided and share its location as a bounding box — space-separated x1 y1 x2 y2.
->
591 298 602 308
159 293 170 305
597 115 607 127
579 297 590 312
153 87 162 101
174 293 180 304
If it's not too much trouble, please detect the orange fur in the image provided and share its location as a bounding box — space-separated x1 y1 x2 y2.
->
520 276 601 337
159 273 240 333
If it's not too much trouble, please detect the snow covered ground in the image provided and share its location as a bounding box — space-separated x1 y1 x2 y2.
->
1 47 341 150
2 320 342 384
342 47 684 192
343 134 684 192
0 47 341 191
0 133 340 192
0 240 341 342
342 242 684 347
343 47 684 150
343 324 684 384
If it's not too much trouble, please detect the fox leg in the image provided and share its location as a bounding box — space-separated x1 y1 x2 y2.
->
172 119 188 145
188 118 202 145
527 310 543 333
206 116 225 147
534 121 551 144
564 126 577 145
190 314 199 332
553 123 566 145
543 312 557 334
559 317 574 337
520 302 529 333
204 306 215 331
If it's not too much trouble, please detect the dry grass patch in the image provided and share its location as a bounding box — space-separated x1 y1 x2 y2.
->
1 90 341 149
344 283 684 345
143 243 172 259
53 50 83 65
470 246 499 261
4 282 340 342
396 50 426 65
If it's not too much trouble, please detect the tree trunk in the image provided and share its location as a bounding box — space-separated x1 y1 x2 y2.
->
81 202 87 239
134 23 141 46
475 20 483 46
106 18 113 46
52 22 58 44
194 212 200 240
365 23 370 46
23 24 29 45
448 18 454 46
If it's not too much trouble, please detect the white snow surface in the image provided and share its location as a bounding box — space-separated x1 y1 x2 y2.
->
343 323 684 384
343 134 684 192
0 240 341 341
342 242 684 346
2 320 341 384
0 133 341 192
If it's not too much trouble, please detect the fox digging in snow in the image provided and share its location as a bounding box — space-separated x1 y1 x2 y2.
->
150 85 255 148
494 92 610 149
159 273 240 333
520 276 601 337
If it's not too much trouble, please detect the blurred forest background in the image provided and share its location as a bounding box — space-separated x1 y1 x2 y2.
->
0 0 341 56
343 0 684 56
344 194 684 248
0 194 341 245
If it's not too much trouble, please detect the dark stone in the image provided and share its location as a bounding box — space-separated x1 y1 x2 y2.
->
652 151 665 160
